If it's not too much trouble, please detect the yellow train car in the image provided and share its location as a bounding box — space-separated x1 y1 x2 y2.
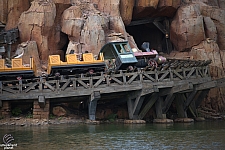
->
47 53 105 76
0 57 36 80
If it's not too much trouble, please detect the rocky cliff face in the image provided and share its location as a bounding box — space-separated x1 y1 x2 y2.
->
0 0 225 112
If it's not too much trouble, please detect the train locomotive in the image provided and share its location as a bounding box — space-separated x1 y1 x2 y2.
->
0 41 210 81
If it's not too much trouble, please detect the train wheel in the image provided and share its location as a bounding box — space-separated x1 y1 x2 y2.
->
17 76 22 80
148 59 158 68
88 69 94 74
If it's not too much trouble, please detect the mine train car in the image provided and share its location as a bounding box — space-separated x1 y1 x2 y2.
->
0 41 165 81
47 52 105 76
0 57 36 81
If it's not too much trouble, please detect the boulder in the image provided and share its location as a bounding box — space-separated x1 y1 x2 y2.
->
120 0 135 25
52 106 67 117
133 0 159 19
157 0 181 17
201 5 225 50
203 17 217 41
170 4 205 51
14 41 41 74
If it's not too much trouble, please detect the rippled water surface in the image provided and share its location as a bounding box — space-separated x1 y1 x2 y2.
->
0 121 225 150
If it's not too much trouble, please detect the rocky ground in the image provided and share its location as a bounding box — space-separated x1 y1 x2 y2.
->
1 115 224 126
0 116 147 126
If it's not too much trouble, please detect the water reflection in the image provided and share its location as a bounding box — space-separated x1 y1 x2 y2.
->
0 121 225 150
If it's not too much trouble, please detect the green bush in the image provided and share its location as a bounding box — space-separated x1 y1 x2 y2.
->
26 111 33 118
11 107 22 116
107 113 117 122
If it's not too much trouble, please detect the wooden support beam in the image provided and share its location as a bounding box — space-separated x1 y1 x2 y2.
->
159 83 193 96
174 94 187 118
189 100 197 118
138 93 159 120
38 95 46 108
141 85 159 96
196 81 216 90
127 17 164 26
133 96 145 119
155 96 163 119
162 93 175 113
127 90 146 120
184 86 198 111
0 100 2 108
195 89 210 108
153 21 166 34
88 91 101 120
216 78 225 87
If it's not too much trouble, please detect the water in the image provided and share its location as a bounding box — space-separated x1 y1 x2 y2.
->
0 121 225 150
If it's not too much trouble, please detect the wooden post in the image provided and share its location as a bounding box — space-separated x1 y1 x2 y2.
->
38 95 46 108
88 91 101 120
127 96 134 119
174 93 187 118
0 100 2 108
155 96 163 119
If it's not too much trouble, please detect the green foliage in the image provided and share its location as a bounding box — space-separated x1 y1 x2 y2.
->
11 107 22 116
107 113 117 122
26 111 33 118
49 114 55 119
0 116 3 120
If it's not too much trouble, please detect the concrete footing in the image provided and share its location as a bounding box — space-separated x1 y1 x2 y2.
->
153 119 173 124
174 118 194 123
195 117 205 122
124 120 146 124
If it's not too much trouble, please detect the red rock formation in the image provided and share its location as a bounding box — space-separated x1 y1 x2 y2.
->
191 40 225 112
133 0 159 19
201 5 225 50
170 4 205 52
157 0 181 17
120 0 135 25
0 0 8 25
18 0 56 63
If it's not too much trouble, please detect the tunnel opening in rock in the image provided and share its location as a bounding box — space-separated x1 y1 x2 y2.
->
126 18 173 54
59 31 69 61
126 24 163 52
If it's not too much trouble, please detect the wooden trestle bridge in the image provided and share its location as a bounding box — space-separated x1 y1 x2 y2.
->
1 65 225 121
